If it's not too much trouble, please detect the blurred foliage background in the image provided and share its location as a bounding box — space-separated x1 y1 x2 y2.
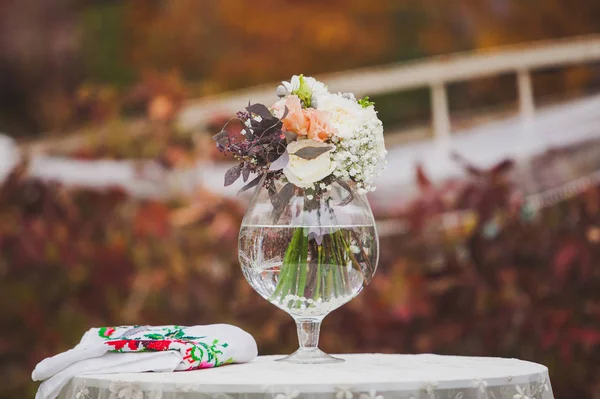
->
1 1 600 398
3 0 600 135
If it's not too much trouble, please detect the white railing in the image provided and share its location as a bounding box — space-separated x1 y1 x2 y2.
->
5 35 600 198
179 34 600 141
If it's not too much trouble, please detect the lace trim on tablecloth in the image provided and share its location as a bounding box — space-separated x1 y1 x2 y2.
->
61 373 552 399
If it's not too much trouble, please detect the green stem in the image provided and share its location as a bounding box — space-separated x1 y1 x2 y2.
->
339 230 366 282
312 245 323 301
271 227 303 302
325 256 334 299
350 230 373 277
334 231 349 293
270 225 364 308
295 229 309 307
327 230 345 297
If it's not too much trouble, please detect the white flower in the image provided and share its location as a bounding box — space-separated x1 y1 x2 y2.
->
330 104 386 192
359 389 383 399
282 75 328 101
283 140 336 188
362 105 387 160
315 93 363 139
108 382 144 399
513 386 530 399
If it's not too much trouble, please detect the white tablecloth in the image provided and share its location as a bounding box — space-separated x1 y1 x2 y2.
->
58 354 553 399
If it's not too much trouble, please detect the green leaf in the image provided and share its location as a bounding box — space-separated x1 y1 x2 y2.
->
357 96 375 108
294 74 312 108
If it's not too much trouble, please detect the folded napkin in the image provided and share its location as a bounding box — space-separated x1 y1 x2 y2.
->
33 324 258 399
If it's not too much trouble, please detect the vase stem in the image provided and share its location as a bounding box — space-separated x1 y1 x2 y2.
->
276 318 343 364
296 319 321 351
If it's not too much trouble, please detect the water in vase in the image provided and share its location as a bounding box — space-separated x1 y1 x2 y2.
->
239 224 378 318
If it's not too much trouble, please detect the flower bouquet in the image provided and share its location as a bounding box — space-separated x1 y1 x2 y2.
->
213 75 386 363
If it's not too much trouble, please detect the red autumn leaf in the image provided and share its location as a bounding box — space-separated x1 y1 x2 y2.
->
553 241 591 281
134 202 171 238
569 328 600 346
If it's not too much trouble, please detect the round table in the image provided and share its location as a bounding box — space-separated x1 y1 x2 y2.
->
59 354 553 399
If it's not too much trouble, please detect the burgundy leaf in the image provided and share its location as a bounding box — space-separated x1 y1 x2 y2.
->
243 128 254 140
212 130 229 146
248 145 265 156
452 152 483 177
291 145 333 160
242 167 250 182
489 159 514 176
270 183 295 222
246 103 274 120
278 183 295 207
224 166 242 186
269 151 289 171
280 105 289 121
416 163 432 191
336 179 354 206
238 175 262 194
284 131 297 144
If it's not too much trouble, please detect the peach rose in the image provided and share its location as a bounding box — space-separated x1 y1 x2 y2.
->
305 108 337 142
272 95 308 136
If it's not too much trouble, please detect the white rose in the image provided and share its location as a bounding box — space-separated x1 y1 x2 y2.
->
283 140 336 188
314 92 362 139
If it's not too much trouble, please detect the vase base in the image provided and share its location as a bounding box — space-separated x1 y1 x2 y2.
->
276 348 344 364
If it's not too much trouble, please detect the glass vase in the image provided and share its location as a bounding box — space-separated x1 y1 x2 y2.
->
238 178 379 364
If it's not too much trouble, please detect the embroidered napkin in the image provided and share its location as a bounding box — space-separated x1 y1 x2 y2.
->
33 324 258 399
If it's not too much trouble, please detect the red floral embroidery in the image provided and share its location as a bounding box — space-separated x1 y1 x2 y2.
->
145 340 171 351
100 327 229 369
127 340 140 350
106 340 128 351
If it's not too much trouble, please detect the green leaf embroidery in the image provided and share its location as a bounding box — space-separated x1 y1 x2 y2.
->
98 327 114 338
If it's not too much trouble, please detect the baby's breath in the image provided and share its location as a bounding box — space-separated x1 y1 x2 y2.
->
331 107 386 193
